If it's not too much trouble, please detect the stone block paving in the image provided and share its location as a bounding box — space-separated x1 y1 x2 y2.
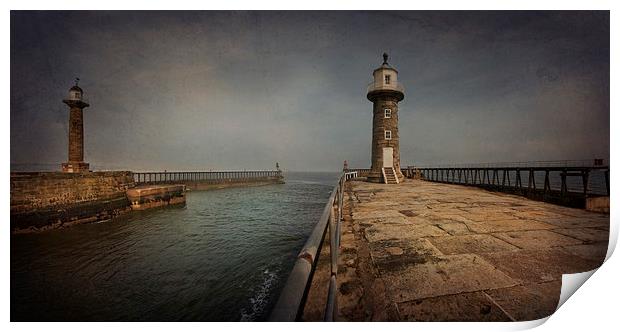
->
335 179 609 321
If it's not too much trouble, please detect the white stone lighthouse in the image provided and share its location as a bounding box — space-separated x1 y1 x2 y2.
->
366 53 405 184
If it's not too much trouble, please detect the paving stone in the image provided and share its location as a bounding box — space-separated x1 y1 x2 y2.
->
459 212 518 222
493 230 582 249
479 248 601 284
437 222 473 235
364 223 447 242
464 219 555 233
561 243 608 266
552 227 610 243
526 215 609 229
431 213 474 223
397 291 512 321
353 210 404 220
381 254 518 302
512 210 567 220
356 216 410 226
428 234 519 255
369 238 443 273
405 215 447 226
484 281 561 321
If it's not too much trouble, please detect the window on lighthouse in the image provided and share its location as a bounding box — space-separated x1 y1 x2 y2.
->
384 75 391 84
385 130 392 140
384 109 392 118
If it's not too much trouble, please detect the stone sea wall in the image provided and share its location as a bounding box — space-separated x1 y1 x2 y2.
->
10 171 135 233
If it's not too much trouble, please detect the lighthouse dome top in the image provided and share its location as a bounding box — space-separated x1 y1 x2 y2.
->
69 85 83 93
63 78 89 108
373 53 399 74
367 53 404 101
67 79 84 101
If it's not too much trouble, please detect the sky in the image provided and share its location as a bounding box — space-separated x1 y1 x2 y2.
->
10 11 609 171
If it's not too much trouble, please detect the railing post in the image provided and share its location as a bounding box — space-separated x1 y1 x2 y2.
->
582 170 590 197
605 169 610 196
544 170 550 196
561 169 567 199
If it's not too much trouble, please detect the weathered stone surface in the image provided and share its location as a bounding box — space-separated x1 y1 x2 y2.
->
484 281 561 321
437 222 473 235
479 248 601 284
462 212 519 222
397 291 512 321
10 171 135 232
553 227 610 243
364 223 447 242
310 179 609 322
493 230 583 249
524 215 609 229
126 185 186 210
431 213 474 223
586 196 610 213
353 209 404 220
381 254 517 302
463 218 555 233
561 243 608 265
428 234 519 255
369 238 443 273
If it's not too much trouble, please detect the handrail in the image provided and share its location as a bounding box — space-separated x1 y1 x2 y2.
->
412 166 609 207
269 171 358 321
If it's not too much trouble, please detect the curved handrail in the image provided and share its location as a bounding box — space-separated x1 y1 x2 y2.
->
269 171 358 321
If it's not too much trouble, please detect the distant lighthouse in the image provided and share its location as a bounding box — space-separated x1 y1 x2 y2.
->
61 79 90 173
366 53 405 184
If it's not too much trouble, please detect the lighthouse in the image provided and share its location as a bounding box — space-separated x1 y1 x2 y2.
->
61 79 90 173
366 53 405 184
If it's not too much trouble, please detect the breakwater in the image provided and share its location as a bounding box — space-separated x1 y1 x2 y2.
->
133 170 284 190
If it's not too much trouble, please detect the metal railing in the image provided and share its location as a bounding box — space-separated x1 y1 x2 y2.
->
346 168 371 177
411 165 609 208
366 82 405 94
133 170 282 184
414 159 608 169
270 171 358 321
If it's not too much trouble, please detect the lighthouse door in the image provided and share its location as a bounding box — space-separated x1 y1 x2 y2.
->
382 147 394 168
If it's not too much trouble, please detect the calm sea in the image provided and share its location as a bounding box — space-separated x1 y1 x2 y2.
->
11 172 340 321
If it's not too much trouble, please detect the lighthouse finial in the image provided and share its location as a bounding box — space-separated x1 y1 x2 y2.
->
383 53 388 64
75 77 80 86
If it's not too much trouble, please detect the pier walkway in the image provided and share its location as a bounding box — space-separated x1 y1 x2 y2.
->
304 179 608 321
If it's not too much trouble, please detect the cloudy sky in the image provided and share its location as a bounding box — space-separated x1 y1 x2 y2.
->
11 11 609 171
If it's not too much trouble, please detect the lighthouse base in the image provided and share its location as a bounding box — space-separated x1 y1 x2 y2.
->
62 162 90 173
367 169 405 184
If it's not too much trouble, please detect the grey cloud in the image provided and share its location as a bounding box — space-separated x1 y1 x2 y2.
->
11 11 609 171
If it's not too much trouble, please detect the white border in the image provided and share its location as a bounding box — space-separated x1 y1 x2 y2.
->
3 1 617 332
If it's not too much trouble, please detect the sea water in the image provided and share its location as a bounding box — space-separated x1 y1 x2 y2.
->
11 172 339 321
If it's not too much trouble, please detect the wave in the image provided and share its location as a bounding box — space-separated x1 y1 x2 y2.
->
239 267 279 321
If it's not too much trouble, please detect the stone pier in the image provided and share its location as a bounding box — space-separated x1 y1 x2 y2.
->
304 179 609 321
126 185 186 210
